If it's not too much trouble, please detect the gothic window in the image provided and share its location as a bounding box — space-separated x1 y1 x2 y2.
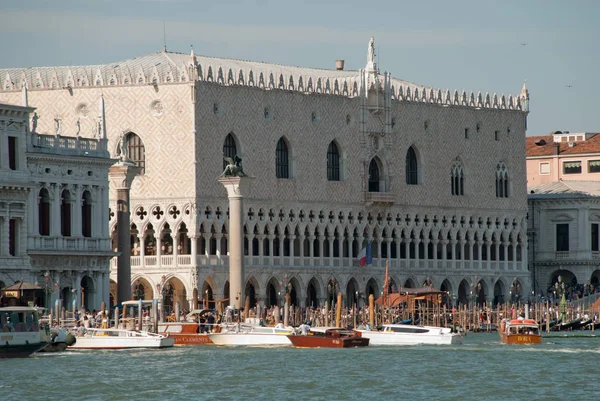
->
39 188 50 236
82 190 92 238
8 136 17 170
223 133 238 170
495 162 509 198
276 137 289 179
368 158 380 192
327 141 340 181
126 132 145 174
451 159 464 195
61 190 71 237
406 146 419 185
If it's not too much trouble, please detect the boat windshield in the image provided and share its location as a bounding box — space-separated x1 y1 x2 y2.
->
0 309 39 333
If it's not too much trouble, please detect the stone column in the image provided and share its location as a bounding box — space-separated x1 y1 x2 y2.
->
108 161 141 304
218 176 253 309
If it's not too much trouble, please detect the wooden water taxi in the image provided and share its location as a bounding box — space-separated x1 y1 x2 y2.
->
287 328 369 348
498 318 541 345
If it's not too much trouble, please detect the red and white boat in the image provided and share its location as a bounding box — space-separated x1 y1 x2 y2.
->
68 328 175 350
287 328 369 348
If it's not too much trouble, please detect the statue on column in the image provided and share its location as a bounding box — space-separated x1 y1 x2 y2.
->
220 155 246 177
117 133 130 162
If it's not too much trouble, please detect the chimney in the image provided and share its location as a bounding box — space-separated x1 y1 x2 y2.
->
553 142 560 155
335 60 345 71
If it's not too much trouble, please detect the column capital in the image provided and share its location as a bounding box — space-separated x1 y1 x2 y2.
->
108 163 142 190
217 176 255 198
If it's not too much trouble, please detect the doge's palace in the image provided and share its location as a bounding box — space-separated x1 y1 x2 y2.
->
0 37 530 311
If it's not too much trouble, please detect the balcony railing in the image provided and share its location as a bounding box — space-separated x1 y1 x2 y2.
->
29 236 111 253
365 192 395 205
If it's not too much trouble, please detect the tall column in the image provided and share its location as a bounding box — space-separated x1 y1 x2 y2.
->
218 176 253 309
109 161 141 304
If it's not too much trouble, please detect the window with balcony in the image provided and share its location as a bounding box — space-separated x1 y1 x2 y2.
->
563 161 581 174
368 158 381 192
556 223 569 252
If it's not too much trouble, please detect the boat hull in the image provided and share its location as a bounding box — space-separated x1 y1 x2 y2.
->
287 335 369 348
499 332 542 345
68 337 175 349
0 342 47 358
208 333 291 346
158 322 213 345
359 331 462 346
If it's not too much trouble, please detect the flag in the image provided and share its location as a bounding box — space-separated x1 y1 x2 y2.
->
358 241 373 266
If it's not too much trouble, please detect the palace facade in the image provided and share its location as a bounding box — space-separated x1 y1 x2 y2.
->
0 100 113 310
0 38 530 311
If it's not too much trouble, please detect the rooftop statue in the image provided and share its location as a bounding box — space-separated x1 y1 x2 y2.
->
220 155 246 177
367 36 375 66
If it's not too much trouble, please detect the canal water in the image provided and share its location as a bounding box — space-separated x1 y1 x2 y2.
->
1 333 598 400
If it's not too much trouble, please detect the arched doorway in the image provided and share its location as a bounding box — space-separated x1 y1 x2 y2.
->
404 278 416 289
365 278 379 301
132 277 152 300
326 278 340 307
287 277 299 306
458 279 470 307
160 276 188 316
109 279 117 308
266 278 279 307
440 279 452 307
201 281 214 309
245 278 257 309
80 276 94 311
345 277 360 307
306 278 319 308
494 280 507 305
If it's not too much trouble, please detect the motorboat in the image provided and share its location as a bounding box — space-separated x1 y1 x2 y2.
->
0 306 47 358
207 324 293 346
357 323 463 346
67 328 175 349
287 328 369 348
157 308 216 345
498 318 541 345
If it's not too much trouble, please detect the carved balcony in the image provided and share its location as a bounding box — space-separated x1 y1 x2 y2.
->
365 192 395 206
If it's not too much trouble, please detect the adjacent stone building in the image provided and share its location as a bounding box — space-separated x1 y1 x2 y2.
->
0 38 530 311
526 131 600 297
0 98 113 310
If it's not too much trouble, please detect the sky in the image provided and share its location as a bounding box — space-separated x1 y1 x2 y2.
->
0 0 598 136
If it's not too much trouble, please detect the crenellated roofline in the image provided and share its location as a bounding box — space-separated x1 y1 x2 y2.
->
0 41 527 112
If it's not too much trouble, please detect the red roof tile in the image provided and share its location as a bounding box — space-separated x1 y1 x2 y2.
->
526 133 600 157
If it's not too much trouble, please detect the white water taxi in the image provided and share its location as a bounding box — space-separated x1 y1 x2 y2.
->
208 324 293 346
0 306 47 358
357 323 463 346
68 328 175 350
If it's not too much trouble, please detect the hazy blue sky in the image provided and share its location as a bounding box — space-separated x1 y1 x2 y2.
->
1 0 597 136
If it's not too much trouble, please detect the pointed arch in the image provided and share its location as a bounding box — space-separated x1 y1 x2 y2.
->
496 161 509 198
327 140 341 181
368 157 382 192
125 132 145 174
451 157 464 196
223 132 239 170
406 146 419 185
276 137 291 179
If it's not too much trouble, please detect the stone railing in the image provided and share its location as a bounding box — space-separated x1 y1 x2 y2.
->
30 132 108 157
29 236 111 253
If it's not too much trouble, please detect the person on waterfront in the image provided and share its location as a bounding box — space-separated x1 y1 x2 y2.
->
75 321 85 336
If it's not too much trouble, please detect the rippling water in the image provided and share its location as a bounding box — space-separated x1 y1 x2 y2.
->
1 333 599 401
